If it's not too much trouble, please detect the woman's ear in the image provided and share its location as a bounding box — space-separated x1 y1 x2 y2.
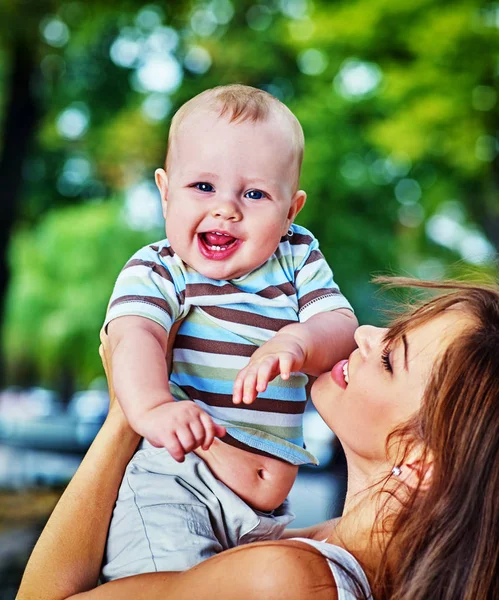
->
155 168 169 219
400 459 434 491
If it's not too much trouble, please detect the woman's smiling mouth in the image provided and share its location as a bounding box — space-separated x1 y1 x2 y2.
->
330 359 349 389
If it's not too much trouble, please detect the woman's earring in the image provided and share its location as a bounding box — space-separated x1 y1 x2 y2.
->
287 227 293 237
391 466 402 477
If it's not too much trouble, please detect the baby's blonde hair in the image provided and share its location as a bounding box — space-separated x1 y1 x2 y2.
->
165 84 305 189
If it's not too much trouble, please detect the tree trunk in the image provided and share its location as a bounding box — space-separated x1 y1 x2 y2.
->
0 38 40 384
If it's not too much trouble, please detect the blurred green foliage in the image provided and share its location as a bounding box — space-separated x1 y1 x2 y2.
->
0 0 497 389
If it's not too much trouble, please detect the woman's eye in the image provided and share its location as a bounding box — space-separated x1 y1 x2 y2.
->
245 189 266 200
381 347 393 373
195 182 214 192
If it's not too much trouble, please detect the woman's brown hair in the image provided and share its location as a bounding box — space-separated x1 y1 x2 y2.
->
374 278 499 600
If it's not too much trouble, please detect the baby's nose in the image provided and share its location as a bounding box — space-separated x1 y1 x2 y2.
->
211 200 242 221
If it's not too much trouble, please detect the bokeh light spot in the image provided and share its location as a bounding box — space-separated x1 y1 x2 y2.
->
398 204 424 228
191 8 218 37
142 93 172 122
124 182 164 231
395 178 422 205
280 0 308 20
334 59 382 100
135 55 183 94
472 85 497 111
297 49 328 76
110 36 141 68
184 46 212 74
56 104 90 140
246 5 273 31
475 135 497 162
136 5 163 30
40 17 70 48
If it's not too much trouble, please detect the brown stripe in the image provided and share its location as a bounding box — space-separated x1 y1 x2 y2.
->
175 335 257 357
220 434 290 462
302 249 324 267
124 259 173 283
201 306 294 331
109 295 173 318
159 245 176 258
150 244 159 251
186 282 241 297
298 289 340 310
182 386 306 414
255 281 296 299
289 232 313 246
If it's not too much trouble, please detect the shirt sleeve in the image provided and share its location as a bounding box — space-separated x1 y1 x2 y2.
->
104 243 185 334
292 230 353 323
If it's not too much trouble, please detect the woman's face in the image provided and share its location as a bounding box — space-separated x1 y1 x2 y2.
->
311 309 472 463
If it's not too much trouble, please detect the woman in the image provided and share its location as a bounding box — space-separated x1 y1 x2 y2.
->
17 279 498 599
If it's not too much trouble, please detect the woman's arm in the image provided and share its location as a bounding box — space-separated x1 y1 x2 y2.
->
18 335 336 600
17 407 140 599
18 413 335 600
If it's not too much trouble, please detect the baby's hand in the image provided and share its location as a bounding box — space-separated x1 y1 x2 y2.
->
137 402 226 462
233 334 306 405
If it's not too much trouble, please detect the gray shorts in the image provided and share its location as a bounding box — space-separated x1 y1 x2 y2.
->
101 440 295 581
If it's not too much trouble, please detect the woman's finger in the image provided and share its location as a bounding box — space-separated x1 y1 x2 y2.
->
199 412 216 450
189 419 207 446
175 427 196 455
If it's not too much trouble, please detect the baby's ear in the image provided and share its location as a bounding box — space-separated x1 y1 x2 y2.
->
155 169 169 218
286 190 307 228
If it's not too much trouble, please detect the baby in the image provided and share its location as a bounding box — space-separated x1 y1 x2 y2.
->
101 84 357 580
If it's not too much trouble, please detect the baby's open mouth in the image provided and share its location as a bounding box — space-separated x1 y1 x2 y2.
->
199 231 238 252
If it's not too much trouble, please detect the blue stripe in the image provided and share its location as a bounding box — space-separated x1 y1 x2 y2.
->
172 374 307 400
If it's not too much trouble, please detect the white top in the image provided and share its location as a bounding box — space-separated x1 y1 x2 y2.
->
291 538 372 599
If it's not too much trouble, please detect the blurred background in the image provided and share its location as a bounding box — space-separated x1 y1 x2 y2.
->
0 0 497 596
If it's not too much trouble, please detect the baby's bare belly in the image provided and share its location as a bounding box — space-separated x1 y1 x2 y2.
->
195 438 298 512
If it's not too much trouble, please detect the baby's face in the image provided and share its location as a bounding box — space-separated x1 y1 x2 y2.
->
157 108 305 280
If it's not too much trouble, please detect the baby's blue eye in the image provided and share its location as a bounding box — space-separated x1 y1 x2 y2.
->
195 182 214 192
245 189 266 200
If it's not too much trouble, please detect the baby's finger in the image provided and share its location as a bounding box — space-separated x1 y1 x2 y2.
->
242 370 258 404
214 423 226 438
165 433 186 463
232 371 246 405
279 354 294 380
256 357 278 392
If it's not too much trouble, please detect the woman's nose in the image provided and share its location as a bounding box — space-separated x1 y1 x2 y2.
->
354 325 387 358
211 200 242 221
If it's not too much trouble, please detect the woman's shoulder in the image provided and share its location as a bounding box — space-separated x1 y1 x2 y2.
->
205 540 338 600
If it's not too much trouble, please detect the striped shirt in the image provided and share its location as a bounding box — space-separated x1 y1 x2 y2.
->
105 224 352 465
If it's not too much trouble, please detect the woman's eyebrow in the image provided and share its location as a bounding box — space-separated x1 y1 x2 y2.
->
402 334 409 370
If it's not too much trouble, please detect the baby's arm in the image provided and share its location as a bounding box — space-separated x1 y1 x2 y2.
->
108 315 225 461
233 309 357 404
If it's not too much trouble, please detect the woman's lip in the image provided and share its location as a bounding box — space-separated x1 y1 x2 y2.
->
197 234 241 261
330 359 348 389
